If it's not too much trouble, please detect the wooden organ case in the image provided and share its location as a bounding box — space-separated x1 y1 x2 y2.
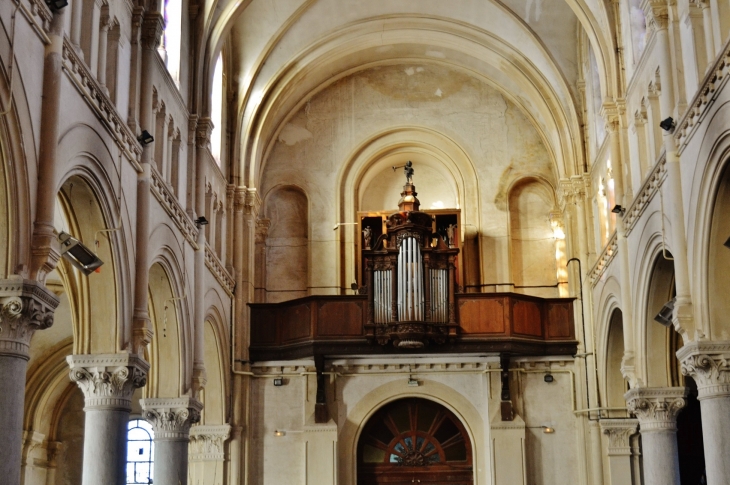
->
362 167 460 348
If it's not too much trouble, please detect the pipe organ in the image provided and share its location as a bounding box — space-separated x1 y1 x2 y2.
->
363 172 459 348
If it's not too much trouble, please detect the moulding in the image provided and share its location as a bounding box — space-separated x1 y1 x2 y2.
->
623 155 668 236
61 39 143 172
150 167 199 248
205 244 234 296
588 232 618 287
674 35 730 153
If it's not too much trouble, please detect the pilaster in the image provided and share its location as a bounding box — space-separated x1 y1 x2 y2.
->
601 418 638 456
189 424 231 461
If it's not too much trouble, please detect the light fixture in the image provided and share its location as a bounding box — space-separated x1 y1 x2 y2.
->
333 222 358 230
654 298 676 327
273 377 284 387
44 0 68 10
724 235 730 249
544 373 554 383
542 426 555 434
194 216 209 227
659 117 676 133
137 130 154 145
611 205 625 215
274 430 285 437
58 232 104 275
407 378 419 387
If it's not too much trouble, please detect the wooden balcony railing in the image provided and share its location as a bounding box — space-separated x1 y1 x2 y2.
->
249 293 577 360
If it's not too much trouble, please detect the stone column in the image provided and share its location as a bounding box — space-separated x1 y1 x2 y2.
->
678 341 730 485
0 279 59 485
140 397 203 485
188 424 231 484
97 13 111 94
67 353 149 485
625 387 687 485
600 419 638 485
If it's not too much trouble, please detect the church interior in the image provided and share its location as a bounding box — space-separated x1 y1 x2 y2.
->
1 0 730 484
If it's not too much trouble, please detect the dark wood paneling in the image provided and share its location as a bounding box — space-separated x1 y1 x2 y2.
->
280 303 311 343
458 298 506 334
250 308 278 344
318 301 363 336
545 302 573 339
512 299 542 337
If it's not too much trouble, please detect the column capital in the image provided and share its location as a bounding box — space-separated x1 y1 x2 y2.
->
189 424 231 461
67 353 149 410
677 341 730 399
255 218 271 243
600 418 638 456
245 188 261 216
140 397 203 440
642 0 670 32
0 278 60 358
625 387 687 431
141 13 164 51
195 118 214 149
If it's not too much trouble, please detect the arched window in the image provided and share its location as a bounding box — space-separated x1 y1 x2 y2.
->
211 54 224 165
357 398 473 484
160 0 182 86
126 419 154 484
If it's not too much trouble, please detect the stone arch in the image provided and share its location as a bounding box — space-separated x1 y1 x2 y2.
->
336 127 481 291
262 184 309 302
340 379 485 485
507 177 559 296
603 309 628 410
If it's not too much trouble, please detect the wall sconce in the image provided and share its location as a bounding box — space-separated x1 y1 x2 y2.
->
543 373 554 383
333 222 358 230
194 217 209 227
59 232 104 275
45 0 68 10
273 377 284 387
654 298 676 327
542 426 555 434
659 117 676 133
137 130 154 145
611 205 625 215
407 378 420 387
274 430 285 437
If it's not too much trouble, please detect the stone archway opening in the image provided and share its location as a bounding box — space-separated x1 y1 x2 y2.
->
356 397 473 485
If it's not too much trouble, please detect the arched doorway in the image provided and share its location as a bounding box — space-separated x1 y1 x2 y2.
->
357 398 473 484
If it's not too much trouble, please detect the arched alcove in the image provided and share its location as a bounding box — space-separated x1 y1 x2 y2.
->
264 185 309 302
644 254 678 387
356 397 473 484
508 179 558 296
604 309 627 412
201 319 226 424
707 162 730 339
146 262 183 398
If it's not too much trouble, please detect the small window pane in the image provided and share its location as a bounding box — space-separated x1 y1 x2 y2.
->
126 420 154 484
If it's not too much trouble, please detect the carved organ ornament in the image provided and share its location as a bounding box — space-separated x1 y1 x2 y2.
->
362 163 459 349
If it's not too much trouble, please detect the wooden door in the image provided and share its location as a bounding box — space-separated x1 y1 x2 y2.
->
357 398 473 485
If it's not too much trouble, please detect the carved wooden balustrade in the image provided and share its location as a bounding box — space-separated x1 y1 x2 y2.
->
249 292 577 360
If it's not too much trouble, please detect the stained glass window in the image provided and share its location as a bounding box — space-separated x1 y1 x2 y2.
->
126 419 154 484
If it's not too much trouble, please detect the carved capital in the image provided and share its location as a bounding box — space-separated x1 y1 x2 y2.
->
600 419 638 456
255 218 271 244
141 397 203 440
141 13 164 51
556 179 573 211
196 118 214 149
677 341 730 399
189 424 231 461
67 353 149 410
245 189 261 216
234 187 247 212
642 0 670 32
0 278 60 358
625 387 687 431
